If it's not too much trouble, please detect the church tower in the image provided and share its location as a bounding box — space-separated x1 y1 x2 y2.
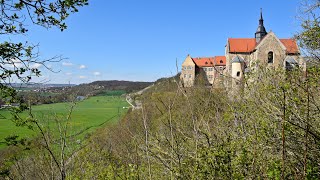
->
255 9 267 43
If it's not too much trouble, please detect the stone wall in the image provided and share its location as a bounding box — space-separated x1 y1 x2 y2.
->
181 56 196 87
254 33 287 67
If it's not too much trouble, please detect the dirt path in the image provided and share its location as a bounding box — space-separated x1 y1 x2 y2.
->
126 84 154 110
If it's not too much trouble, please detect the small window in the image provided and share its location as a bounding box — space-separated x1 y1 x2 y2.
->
220 60 223 64
189 74 192 78
209 67 213 71
184 74 187 78
203 68 207 71
205 61 208 65
268 51 274 63
236 71 240 77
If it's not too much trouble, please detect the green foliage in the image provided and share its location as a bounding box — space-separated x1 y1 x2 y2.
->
0 95 129 179
0 0 88 33
98 90 127 96
299 19 320 51
63 64 320 179
296 0 320 66
4 135 24 146
0 1 88 179
4 66 317 179
2 1 320 179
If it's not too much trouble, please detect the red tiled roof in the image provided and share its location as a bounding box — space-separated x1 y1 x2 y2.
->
214 56 226 66
192 57 214 67
280 39 299 54
228 38 299 54
192 56 226 67
228 38 256 53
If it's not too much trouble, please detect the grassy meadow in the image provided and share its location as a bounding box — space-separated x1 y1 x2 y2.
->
0 94 129 149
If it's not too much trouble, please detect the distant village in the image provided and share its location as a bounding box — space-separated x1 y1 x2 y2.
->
0 81 152 107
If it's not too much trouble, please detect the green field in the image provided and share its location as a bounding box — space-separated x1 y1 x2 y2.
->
0 94 129 149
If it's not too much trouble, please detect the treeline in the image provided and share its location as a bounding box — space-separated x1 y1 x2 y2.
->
70 80 152 96
90 80 153 91
15 80 153 105
17 91 71 105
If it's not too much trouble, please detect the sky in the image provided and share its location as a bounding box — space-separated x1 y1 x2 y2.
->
6 0 304 84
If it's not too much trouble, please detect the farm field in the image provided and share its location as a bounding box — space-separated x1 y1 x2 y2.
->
0 94 129 149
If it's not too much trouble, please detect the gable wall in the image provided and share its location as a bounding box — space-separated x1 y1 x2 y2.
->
254 34 287 67
180 56 196 87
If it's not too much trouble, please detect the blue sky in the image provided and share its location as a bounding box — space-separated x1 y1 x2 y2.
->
8 0 303 84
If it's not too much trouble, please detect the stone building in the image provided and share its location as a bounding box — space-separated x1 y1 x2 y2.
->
181 55 226 87
180 10 305 87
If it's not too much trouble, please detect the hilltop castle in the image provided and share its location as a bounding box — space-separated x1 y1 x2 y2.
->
180 10 305 87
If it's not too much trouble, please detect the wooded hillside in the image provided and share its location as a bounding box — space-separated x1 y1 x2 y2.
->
63 66 320 179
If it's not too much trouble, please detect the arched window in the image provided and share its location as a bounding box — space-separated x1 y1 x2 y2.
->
236 71 240 77
268 51 273 63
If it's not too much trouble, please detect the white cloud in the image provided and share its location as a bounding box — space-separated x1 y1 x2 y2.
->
46 64 53 68
79 75 86 79
65 72 72 76
4 59 23 69
31 63 42 69
93 71 101 76
62 62 73 66
12 59 23 68
79 65 86 69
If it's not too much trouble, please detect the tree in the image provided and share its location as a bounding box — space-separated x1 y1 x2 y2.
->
0 0 88 105
0 1 88 179
0 0 88 154
296 0 320 64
